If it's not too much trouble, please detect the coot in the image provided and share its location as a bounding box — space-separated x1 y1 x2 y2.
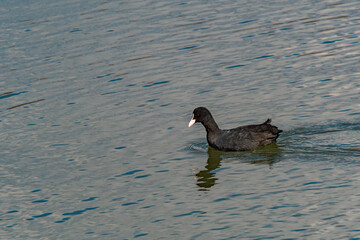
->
188 107 282 151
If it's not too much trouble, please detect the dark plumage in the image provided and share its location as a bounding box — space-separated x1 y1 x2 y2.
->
188 107 282 151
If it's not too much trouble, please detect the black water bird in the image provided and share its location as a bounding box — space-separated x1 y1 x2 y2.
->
188 107 282 151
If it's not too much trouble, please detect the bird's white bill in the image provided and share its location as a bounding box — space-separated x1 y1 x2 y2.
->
188 115 196 127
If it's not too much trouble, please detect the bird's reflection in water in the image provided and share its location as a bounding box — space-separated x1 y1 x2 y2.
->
194 144 282 191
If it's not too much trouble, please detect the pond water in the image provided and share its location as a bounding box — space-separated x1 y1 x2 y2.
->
1 0 360 239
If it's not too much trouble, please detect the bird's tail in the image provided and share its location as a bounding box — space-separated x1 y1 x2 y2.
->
263 118 282 135
263 118 272 124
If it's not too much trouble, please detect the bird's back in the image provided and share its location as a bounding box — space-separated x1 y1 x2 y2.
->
208 119 282 151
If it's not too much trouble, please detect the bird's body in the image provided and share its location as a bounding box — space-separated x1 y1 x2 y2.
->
189 107 282 151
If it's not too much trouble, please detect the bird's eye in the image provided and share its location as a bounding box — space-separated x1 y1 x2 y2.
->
196 113 200 117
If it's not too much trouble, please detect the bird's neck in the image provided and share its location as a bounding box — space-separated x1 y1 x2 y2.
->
203 116 221 135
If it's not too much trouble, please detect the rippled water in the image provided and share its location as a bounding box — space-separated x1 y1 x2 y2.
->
1 0 360 239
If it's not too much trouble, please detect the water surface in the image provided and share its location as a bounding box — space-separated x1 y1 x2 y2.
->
1 0 360 239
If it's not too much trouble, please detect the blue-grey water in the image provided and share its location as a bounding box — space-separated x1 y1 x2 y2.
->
1 0 360 239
